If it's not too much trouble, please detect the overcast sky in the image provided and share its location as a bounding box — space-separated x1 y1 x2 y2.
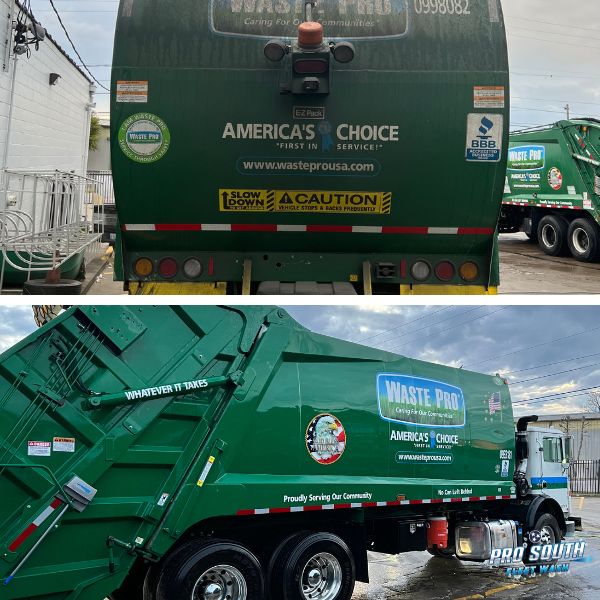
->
26 0 600 128
1 305 600 418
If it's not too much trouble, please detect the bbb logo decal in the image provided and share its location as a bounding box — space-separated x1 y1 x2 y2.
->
466 113 503 163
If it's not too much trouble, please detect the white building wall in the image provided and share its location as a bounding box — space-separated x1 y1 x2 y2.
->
0 0 93 175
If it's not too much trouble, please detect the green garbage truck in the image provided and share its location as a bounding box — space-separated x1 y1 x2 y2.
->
111 0 509 295
501 119 600 261
0 305 576 599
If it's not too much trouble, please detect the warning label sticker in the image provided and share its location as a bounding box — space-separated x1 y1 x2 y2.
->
474 86 505 109
219 190 391 214
53 437 75 453
28 441 51 457
116 81 148 103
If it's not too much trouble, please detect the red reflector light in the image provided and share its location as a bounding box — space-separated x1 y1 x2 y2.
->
158 258 178 279
435 261 455 282
294 59 328 74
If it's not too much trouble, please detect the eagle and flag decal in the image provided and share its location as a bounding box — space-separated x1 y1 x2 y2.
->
306 414 346 465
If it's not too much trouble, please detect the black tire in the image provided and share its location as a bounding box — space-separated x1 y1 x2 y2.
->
537 215 568 256
523 513 561 565
269 532 355 600
23 279 82 295
567 218 600 262
155 539 264 600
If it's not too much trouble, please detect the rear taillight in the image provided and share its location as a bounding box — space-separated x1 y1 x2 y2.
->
294 59 328 74
435 261 455 282
459 261 479 282
134 258 153 278
158 258 178 279
183 258 203 279
411 261 431 281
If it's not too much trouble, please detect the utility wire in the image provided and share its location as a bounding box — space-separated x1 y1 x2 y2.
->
350 306 452 344
510 362 600 386
47 0 109 91
464 324 600 368
513 385 600 406
385 307 508 354
503 351 600 376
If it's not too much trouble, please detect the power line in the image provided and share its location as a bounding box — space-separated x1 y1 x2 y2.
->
503 351 600 376
350 306 452 344
513 385 600 406
384 307 508 354
47 0 109 91
510 362 600 386
505 15 600 34
465 323 600 368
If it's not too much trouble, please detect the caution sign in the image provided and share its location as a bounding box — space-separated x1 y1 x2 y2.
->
219 189 391 214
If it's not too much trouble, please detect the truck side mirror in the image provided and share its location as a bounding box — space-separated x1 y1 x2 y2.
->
564 436 574 462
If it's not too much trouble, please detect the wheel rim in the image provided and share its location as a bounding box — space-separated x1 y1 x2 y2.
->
572 227 590 255
192 564 247 600
539 525 556 546
300 552 342 600
541 224 557 248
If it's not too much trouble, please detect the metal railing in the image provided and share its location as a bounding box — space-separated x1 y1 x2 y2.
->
86 170 114 204
0 170 104 289
569 460 600 495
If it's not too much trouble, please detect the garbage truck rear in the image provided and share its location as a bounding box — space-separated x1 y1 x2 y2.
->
0 306 575 599
501 119 600 261
111 0 509 295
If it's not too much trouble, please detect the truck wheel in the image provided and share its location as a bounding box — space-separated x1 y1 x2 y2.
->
537 215 568 256
523 513 561 565
567 218 600 262
269 532 355 600
155 539 264 600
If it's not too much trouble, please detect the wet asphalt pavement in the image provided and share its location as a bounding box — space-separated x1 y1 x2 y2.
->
352 496 600 600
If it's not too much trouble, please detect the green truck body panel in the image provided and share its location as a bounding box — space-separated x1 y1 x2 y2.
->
503 119 600 221
0 306 515 599
111 1 509 289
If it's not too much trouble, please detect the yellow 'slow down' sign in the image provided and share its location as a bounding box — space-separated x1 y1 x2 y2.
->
219 189 391 215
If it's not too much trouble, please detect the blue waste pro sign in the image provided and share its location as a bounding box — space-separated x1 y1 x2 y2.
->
466 113 503 162
377 373 466 427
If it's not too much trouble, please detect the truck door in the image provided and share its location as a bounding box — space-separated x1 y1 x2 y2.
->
536 434 570 514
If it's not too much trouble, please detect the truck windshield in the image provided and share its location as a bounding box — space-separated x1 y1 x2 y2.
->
211 0 409 39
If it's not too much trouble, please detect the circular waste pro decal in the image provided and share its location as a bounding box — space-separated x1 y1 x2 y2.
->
548 167 563 191
119 113 171 163
306 413 346 465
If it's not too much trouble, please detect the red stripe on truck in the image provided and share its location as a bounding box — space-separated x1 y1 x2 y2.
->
8 499 63 552
236 496 516 516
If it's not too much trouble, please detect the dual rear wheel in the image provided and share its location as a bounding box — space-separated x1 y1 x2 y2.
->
537 215 600 262
145 532 355 600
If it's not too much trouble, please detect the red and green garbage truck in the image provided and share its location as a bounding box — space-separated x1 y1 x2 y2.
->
501 119 600 261
0 305 576 599
110 0 509 295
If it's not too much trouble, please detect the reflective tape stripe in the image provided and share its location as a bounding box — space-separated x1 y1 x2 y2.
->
236 495 516 516
8 499 63 552
122 224 494 235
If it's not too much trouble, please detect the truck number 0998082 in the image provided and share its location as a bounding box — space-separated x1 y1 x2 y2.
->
414 0 471 15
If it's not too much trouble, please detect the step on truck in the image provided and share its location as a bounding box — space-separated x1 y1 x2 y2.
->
0 306 577 600
111 0 509 295
501 119 600 261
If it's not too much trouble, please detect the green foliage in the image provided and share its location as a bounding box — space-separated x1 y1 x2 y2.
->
89 113 102 151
